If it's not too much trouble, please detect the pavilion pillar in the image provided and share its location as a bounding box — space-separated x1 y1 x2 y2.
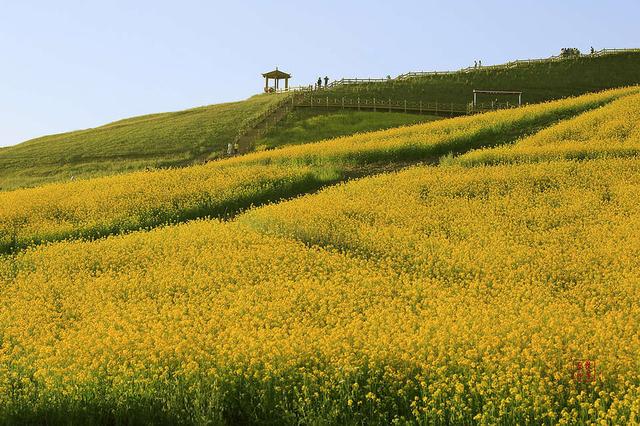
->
265 77 269 91
285 78 289 89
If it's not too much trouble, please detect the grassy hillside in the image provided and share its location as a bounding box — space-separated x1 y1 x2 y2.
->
254 109 440 150
3 52 637 192
0 94 288 191
2 87 640 424
322 52 640 105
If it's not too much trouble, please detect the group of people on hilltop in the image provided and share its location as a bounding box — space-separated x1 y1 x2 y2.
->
314 76 329 90
473 60 482 68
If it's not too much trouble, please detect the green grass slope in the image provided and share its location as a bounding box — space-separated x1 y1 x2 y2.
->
322 52 640 105
254 109 440 150
0 94 287 191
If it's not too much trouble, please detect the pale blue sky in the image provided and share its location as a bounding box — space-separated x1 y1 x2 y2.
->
0 0 638 147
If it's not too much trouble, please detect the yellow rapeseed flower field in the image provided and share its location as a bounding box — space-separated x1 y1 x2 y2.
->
0 87 635 254
453 91 640 166
0 163 336 253
1 86 639 424
2 158 640 424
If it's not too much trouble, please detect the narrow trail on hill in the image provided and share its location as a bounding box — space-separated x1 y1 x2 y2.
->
236 102 293 154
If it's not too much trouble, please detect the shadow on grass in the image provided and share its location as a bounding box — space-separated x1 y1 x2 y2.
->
341 104 602 178
4 404 184 426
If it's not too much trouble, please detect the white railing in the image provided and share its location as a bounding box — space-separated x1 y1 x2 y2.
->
272 85 315 93
328 78 389 87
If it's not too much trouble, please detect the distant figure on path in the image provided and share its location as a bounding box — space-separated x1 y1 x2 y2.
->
233 141 239 154
227 142 233 156
590 46 595 54
474 60 477 68
478 60 482 67
317 77 322 89
324 76 329 87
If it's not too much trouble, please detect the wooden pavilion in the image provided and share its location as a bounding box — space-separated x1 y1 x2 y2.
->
262 68 291 92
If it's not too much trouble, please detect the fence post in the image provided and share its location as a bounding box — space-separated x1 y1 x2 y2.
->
451 103 453 115
326 96 329 108
342 97 344 109
435 101 438 115
404 100 407 113
389 98 391 112
373 98 376 112
419 101 422 114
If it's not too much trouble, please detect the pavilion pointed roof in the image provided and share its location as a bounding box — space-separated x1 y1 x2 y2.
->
262 68 291 79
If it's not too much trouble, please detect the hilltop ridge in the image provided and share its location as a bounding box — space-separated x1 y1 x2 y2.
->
2 50 639 191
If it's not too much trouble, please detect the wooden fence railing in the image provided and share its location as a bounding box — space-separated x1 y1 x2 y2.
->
323 48 640 85
227 95 520 157
292 96 520 115
396 48 640 79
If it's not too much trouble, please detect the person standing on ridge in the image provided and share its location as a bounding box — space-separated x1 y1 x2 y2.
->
324 76 329 87
317 77 322 89
233 141 239 154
